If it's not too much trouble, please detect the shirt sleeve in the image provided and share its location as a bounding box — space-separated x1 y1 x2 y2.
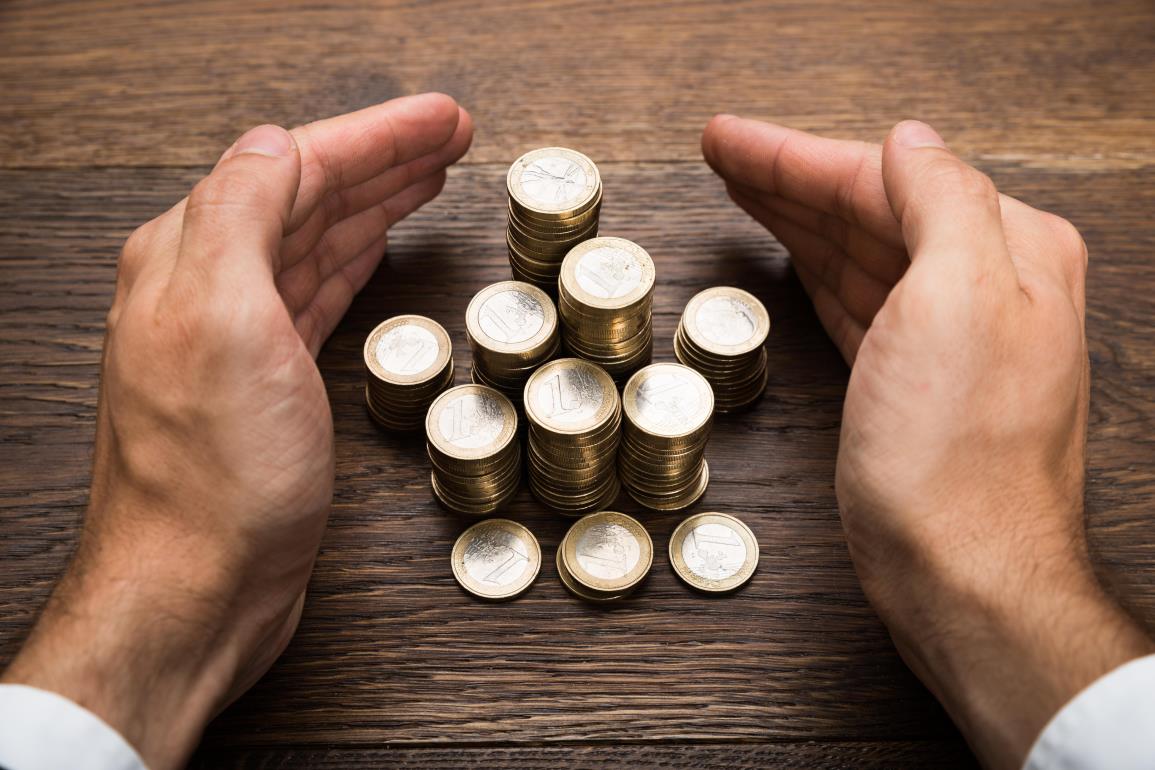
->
0 684 147 770
1024 653 1155 770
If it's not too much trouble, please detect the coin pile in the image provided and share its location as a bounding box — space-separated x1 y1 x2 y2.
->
558 237 655 381
466 281 560 405
669 512 759 593
426 384 521 515
556 511 653 602
674 287 770 412
364 315 454 430
451 518 541 600
618 362 714 511
523 358 621 515
506 147 602 290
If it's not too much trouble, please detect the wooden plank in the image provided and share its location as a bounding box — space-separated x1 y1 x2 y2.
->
188 741 980 768
0 0 1153 169
1 161 1152 762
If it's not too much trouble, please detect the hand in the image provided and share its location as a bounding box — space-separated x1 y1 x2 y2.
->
1 93 473 770
702 116 1153 768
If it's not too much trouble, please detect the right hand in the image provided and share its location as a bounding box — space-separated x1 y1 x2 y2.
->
702 116 1153 768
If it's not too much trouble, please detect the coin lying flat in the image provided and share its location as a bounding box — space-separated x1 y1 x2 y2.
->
668 512 758 593
364 315 454 430
558 511 653 600
675 287 770 413
451 518 541 600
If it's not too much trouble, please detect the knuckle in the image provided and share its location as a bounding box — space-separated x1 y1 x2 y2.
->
1047 213 1089 271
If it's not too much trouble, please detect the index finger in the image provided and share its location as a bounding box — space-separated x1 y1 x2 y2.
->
701 115 904 250
287 92 463 229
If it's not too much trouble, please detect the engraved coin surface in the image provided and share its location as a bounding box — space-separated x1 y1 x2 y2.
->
561 237 655 310
623 362 713 438
669 512 759 593
524 358 617 433
466 281 557 355
452 519 541 601
427 384 516 459
364 315 451 385
683 287 770 356
562 511 653 592
507 148 600 216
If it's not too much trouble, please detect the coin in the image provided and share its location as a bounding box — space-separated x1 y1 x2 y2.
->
668 512 758 593
426 385 522 515
623 362 714 439
466 281 560 404
675 287 770 413
558 511 652 600
451 519 541 600
364 315 454 430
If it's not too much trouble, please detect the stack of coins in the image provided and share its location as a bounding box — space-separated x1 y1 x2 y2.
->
618 362 714 511
451 519 541 601
669 512 759 593
364 315 454 430
506 147 602 290
426 384 521 515
558 237 655 381
466 281 560 405
674 287 770 412
556 511 653 602
523 358 621 515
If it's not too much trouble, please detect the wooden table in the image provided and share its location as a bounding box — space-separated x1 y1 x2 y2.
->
2 1 1153 767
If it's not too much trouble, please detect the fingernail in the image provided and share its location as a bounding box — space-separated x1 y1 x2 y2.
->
894 120 946 149
230 124 295 158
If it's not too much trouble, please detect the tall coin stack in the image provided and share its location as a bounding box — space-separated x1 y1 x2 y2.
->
674 286 770 412
364 315 454 430
466 281 560 405
506 147 602 290
619 362 714 511
558 237 655 381
523 358 621 515
426 384 521 515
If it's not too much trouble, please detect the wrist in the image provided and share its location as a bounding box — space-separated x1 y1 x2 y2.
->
862 532 1154 769
2 528 244 770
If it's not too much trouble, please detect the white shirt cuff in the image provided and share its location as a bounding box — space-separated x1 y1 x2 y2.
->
0 684 147 770
1024 653 1155 769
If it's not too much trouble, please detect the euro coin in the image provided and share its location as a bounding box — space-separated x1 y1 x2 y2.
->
364 315 454 430
674 287 770 413
557 511 652 601
668 512 758 593
466 281 559 404
451 518 541 600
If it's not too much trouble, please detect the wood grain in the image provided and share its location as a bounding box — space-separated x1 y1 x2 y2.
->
2 1 1154 767
0 0 1153 169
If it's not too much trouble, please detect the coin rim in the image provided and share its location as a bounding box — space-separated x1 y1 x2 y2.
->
668 512 759 593
426 384 518 461
560 237 656 311
523 358 620 436
622 362 715 439
451 518 542 600
466 281 558 357
681 287 771 357
364 315 453 386
562 511 653 592
507 147 601 217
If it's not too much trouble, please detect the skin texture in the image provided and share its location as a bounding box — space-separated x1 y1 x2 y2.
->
1 93 473 770
702 116 1154 769
1 100 1151 770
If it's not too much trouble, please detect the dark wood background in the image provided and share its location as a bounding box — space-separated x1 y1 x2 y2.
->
2 1 1153 767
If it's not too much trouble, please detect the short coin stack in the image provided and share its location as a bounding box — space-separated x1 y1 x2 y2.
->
426 384 521 515
466 281 560 405
619 362 714 511
523 358 621 515
506 147 602 290
556 511 653 602
558 237 655 381
364 315 454 430
674 286 770 412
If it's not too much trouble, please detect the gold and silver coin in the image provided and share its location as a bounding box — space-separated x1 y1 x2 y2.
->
558 237 655 381
523 358 621 516
364 314 454 430
466 281 560 405
556 511 653 602
669 512 758 593
426 384 521 515
618 362 714 511
451 518 541 600
674 287 770 412
506 147 602 290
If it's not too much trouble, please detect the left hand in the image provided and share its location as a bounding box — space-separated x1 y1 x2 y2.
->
2 93 472 770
